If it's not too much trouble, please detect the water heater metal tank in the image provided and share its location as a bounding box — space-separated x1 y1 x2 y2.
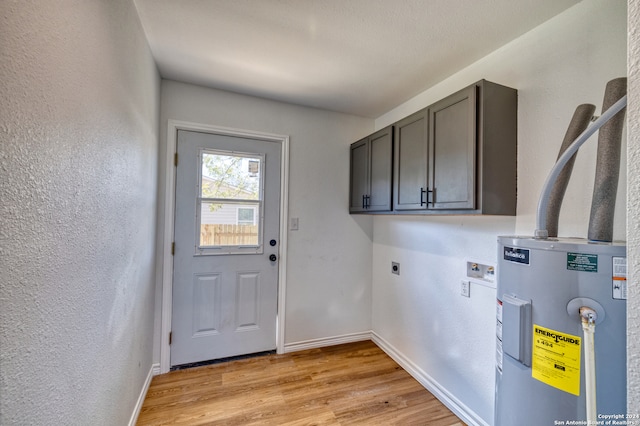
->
495 236 626 425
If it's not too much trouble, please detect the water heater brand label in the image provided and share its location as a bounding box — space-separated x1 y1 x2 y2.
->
503 246 530 265
567 252 598 273
532 324 581 396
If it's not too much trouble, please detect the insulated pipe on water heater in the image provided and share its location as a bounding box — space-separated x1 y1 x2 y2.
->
545 104 596 238
588 77 627 242
534 82 627 239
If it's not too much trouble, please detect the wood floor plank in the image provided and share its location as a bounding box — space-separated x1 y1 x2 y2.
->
137 341 465 425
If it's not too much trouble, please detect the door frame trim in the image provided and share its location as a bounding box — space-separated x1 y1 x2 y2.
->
160 119 290 374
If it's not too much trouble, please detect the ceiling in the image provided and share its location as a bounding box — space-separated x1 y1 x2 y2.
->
134 0 581 118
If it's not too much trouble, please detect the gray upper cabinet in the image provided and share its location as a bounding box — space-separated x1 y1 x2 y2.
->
429 84 476 210
349 126 393 213
349 137 369 212
369 127 394 211
350 79 517 216
473 80 517 215
393 109 429 211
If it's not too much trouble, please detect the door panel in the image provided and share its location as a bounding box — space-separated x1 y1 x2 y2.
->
172 130 281 367
192 273 221 336
235 272 260 330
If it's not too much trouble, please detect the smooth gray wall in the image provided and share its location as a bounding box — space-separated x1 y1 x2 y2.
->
0 1 160 424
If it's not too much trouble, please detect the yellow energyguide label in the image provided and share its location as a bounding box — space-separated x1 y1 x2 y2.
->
532 324 582 395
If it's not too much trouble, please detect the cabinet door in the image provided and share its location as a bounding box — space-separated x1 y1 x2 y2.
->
368 126 393 212
429 85 476 210
393 109 429 211
349 138 369 212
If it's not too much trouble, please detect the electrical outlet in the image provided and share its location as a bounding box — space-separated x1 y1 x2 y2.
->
461 280 470 297
391 262 400 275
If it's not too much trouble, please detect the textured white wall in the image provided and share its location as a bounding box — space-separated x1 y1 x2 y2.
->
0 1 160 424
372 0 627 424
155 80 373 361
628 0 640 414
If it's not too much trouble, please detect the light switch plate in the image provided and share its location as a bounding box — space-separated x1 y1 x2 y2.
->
461 280 470 297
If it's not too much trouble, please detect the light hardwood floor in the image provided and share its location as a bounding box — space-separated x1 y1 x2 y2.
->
137 340 465 425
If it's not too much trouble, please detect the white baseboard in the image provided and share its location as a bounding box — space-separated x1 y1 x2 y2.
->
152 363 161 376
283 331 372 353
371 331 489 426
128 364 156 426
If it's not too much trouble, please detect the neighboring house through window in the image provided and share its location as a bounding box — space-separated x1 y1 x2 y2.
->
237 207 256 225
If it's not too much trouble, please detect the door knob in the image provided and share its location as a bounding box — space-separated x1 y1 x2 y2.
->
269 254 277 262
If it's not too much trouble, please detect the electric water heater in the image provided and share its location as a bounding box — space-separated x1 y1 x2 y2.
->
495 78 628 425
494 237 627 425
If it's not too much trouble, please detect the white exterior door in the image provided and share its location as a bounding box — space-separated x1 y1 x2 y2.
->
171 129 281 367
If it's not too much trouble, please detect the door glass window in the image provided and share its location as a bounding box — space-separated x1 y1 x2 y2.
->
197 150 263 253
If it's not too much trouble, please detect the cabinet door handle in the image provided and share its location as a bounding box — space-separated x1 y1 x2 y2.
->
420 187 428 206
427 188 434 205
365 195 370 209
362 194 366 209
